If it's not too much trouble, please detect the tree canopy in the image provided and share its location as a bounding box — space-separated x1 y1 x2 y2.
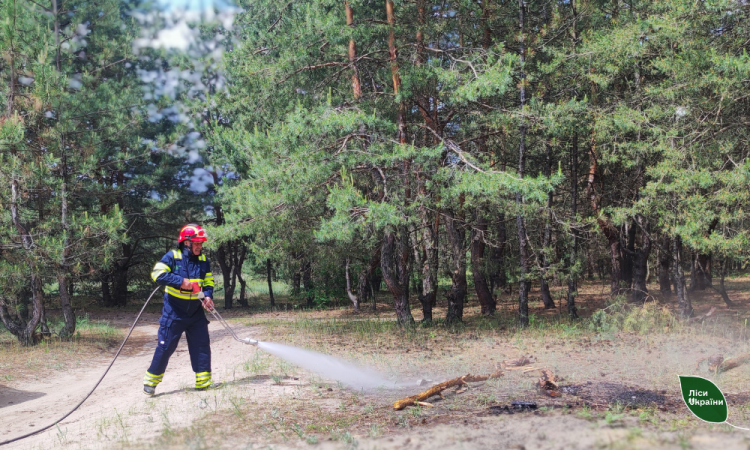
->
2 0 750 344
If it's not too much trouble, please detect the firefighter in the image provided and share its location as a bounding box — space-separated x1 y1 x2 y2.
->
143 224 217 395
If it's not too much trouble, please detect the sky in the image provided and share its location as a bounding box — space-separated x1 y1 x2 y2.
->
157 0 234 11
135 0 239 195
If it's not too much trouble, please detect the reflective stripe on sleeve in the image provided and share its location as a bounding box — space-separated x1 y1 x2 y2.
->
151 262 171 282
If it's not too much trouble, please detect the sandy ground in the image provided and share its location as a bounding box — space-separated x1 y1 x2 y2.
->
3 292 750 449
1 314 272 449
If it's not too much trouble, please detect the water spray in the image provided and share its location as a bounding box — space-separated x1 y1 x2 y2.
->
198 292 395 391
0 288 397 446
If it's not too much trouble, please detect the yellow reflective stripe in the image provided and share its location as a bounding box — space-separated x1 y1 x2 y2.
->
151 263 171 282
199 255 206 261
172 250 182 260
144 372 164 386
204 280 215 288
195 371 212 388
154 263 171 272
165 286 201 300
188 279 203 283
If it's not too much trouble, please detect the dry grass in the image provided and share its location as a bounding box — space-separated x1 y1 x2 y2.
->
132 277 750 448
0 314 122 385
7 276 750 449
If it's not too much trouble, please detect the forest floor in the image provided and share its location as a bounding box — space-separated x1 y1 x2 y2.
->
3 278 750 449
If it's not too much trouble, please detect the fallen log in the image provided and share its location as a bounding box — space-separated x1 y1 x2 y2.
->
718 354 750 373
696 353 750 373
393 371 503 410
696 354 724 372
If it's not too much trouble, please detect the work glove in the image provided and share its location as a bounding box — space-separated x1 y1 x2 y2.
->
180 278 201 294
201 297 215 311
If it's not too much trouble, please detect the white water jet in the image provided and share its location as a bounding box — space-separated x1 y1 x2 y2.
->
256 341 397 391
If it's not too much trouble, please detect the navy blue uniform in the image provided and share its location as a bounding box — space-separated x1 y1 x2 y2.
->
144 248 216 389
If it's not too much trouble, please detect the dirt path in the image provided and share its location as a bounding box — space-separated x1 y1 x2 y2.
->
299 415 750 450
3 309 750 449
1 315 273 449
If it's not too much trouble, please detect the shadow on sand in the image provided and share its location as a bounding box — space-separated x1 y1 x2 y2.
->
0 385 46 408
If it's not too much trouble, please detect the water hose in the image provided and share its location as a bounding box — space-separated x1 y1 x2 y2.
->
198 291 258 346
0 286 262 447
0 286 163 447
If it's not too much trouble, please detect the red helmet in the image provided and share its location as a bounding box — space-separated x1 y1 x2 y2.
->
178 224 207 243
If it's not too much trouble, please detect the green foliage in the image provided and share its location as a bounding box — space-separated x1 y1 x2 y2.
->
2 0 750 334
589 298 678 334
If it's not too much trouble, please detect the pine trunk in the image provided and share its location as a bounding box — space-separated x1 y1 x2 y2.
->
101 271 113 306
359 248 381 312
716 258 733 307
267 259 275 307
587 144 623 296
58 135 76 336
0 275 44 346
236 272 248 307
418 209 439 322
345 258 359 310
112 243 131 307
540 141 555 309
491 215 508 295
631 216 652 304
672 235 692 318
445 209 467 323
691 253 712 291
516 0 530 326
658 236 672 295
345 2 362 99
624 223 636 287
303 259 314 308
57 272 76 338
381 228 414 326
567 133 579 318
471 214 496 315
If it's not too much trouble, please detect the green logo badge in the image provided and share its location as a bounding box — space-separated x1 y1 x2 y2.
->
678 376 750 430
678 376 727 423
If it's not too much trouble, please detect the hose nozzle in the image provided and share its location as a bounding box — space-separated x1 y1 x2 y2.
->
241 338 259 346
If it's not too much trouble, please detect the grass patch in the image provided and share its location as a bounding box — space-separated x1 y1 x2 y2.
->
588 297 679 335
0 313 123 382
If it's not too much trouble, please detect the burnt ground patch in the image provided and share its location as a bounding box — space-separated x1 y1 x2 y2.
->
725 393 750 407
561 381 682 411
